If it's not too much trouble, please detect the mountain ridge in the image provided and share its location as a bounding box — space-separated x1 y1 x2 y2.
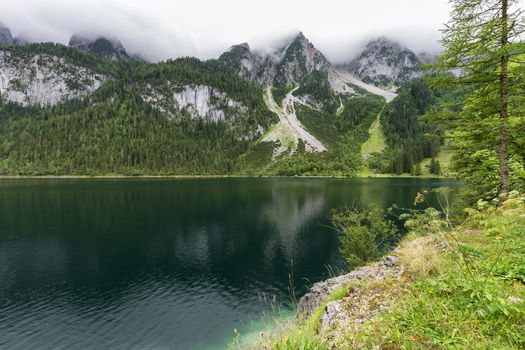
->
0 25 444 177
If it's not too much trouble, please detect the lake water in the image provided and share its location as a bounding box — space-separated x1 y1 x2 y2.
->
0 178 461 349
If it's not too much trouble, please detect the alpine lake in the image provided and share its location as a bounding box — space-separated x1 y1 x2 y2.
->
0 177 461 349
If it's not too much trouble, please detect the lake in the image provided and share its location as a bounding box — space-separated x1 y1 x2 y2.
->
0 178 461 349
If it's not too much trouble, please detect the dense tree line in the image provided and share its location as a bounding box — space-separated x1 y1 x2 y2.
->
0 94 255 175
369 80 444 174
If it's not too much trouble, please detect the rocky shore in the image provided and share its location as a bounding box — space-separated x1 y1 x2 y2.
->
297 254 405 348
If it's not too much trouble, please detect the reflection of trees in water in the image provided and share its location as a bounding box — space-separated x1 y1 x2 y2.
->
0 179 460 295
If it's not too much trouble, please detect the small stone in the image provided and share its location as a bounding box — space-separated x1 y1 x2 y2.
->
383 255 399 266
436 242 448 250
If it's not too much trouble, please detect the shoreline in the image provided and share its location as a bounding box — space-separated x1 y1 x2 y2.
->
0 174 459 180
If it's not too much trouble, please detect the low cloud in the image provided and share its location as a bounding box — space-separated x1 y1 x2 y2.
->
1 0 452 62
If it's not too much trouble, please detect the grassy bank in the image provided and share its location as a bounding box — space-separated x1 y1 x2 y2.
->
237 192 525 349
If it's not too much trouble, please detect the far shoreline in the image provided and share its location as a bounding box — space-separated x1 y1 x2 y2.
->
0 174 459 180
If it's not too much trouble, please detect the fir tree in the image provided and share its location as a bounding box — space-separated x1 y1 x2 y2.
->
434 0 525 199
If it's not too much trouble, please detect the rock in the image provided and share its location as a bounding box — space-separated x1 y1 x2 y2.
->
219 32 355 106
383 255 399 266
297 256 403 319
0 50 105 106
338 37 424 89
69 34 128 60
0 26 14 46
321 299 345 327
140 84 248 123
463 229 483 235
508 296 523 304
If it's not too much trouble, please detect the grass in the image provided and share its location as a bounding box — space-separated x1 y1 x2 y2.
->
358 106 387 176
236 286 350 350
360 110 387 159
250 192 525 349
420 147 454 176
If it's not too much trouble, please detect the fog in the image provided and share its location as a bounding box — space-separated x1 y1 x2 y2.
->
0 0 452 62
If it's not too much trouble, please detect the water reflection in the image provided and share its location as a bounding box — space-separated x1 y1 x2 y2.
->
0 178 461 349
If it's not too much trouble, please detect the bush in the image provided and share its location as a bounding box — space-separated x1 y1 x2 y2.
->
331 205 399 269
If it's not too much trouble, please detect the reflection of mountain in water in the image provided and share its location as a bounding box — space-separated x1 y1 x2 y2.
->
262 187 326 263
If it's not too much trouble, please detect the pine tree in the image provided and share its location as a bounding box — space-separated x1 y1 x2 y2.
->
429 158 436 174
415 163 422 176
434 0 525 200
435 160 442 176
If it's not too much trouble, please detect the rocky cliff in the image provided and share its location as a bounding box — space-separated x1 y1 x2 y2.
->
69 34 129 60
0 50 105 106
0 25 14 46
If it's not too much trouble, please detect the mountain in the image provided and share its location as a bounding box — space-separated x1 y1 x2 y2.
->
339 37 424 89
219 32 336 87
0 42 275 175
220 32 355 106
219 32 382 161
218 42 276 86
0 29 446 177
0 25 14 45
273 32 332 86
68 34 129 60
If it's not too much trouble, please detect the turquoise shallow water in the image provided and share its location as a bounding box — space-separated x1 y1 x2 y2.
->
0 178 461 349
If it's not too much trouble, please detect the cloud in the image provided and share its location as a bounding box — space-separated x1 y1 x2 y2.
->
0 0 452 62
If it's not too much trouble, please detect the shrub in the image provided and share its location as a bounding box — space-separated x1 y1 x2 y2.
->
331 205 399 269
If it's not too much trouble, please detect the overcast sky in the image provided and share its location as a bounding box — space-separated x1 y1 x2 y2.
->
0 0 452 63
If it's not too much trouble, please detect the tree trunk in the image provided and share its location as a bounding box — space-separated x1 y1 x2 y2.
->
499 0 510 203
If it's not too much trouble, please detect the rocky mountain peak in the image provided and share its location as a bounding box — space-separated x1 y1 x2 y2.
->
366 36 403 52
235 42 250 51
0 25 14 46
274 31 332 85
341 36 423 89
69 34 128 60
295 31 306 41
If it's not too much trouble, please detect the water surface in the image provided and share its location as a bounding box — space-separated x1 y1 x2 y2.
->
0 178 460 349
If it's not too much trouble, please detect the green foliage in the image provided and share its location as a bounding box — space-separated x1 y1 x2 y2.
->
369 79 445 174
325 193 525 349
429 158 441 175
430 0 525 198
246 95 385 177
382 194 525 349
331 205 399 269
272 85 293 105
0 92 264 175
295 71 337 113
